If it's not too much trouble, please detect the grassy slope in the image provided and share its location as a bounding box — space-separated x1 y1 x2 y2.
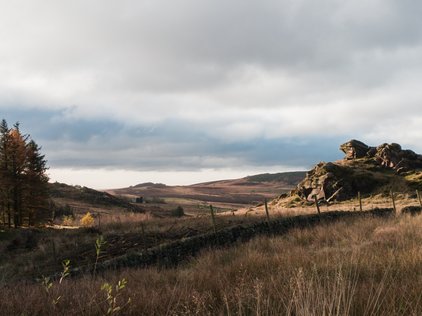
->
245 171 306 184
332 158 422 194
3 168 422 314
2 212 422 315
49 182 145 215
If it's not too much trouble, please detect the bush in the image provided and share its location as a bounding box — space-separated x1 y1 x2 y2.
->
62 215 74 226
145 197 166 204
52 203 74 219
171 206 185 217
80 212 95 227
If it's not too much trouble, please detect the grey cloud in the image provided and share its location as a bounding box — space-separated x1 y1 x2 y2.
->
1 107 344 171
2 0 422 181
2 0 422 94
41 116 347 171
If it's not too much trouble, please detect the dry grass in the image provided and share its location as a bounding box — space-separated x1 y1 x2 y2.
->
0 212 268 283
1 213 422 315
232 193 422 218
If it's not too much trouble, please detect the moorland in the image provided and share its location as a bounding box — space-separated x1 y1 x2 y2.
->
1 139 422 315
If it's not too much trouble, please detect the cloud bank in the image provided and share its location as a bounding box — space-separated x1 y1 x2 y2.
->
1 0 422 187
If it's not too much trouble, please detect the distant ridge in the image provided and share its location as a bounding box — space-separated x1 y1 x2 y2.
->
132 182 167 188
109 171 306 207
246 172 306 185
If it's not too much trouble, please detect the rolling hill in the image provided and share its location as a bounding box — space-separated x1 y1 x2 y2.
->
48 182 145 215
107 171 306 213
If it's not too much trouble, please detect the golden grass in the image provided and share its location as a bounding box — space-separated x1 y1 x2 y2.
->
231 193 421 218
0 213 270 284
1 213 422 315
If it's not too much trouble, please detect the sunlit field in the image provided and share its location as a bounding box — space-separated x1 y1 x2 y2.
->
1 210 422 315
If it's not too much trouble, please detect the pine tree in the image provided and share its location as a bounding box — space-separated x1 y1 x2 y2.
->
0 119 11 227
8 123 28 227
0 119 50 227
24 140 49 225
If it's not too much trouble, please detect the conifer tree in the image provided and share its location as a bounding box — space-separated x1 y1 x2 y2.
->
24 140 49 225
0 119 11 227
9 123 27 227
0 119 49 227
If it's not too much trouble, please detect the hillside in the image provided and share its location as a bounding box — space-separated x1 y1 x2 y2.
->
49 182 145 215
3 143 422 315
245 171 306 185
3 209 422 315
47 172 306 219
107 171 306 213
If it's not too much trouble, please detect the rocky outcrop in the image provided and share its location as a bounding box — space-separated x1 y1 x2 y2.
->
373 143 422 173
339 140 422 173
295 160 386 202
340 139 372 159
296 162 351 202
295 140 422 202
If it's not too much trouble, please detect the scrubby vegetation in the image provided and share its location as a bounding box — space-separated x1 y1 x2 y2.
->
1 213 422 315
170 205 185 217
80 212 95 227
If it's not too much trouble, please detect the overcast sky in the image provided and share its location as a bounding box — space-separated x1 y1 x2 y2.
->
1 0 422 189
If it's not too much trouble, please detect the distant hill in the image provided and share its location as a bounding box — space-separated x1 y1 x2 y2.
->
49 182 145 214
246 172 306 185
108 171 306 212
48 171 307 217
132 182 167 189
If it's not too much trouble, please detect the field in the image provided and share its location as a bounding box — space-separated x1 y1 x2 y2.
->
1 192 422 315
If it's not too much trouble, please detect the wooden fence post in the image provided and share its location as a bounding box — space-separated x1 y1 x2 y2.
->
51 239 57 263
264 199 271 232
417 190 422 209
97 212 101 230
390 190 397 215
210 205 217 234
314 195 321 216
358 192 363 212
141 221 147 250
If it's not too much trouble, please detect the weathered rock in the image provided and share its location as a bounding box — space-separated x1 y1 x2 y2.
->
340 140 371 159
296 162 353 202
373 143 422 172
340 140 422 172
294 140 422 202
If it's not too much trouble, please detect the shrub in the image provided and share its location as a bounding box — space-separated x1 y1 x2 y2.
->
80 212 95 227
53 203 74 219
145 197 166 204
62 215 74 226
171 206 185 217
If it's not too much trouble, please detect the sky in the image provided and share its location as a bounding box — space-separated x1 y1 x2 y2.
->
1 0 422 189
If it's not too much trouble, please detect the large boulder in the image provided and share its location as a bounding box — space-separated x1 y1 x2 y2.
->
296 162 355 202
374 143 422 172
340 140 372 159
